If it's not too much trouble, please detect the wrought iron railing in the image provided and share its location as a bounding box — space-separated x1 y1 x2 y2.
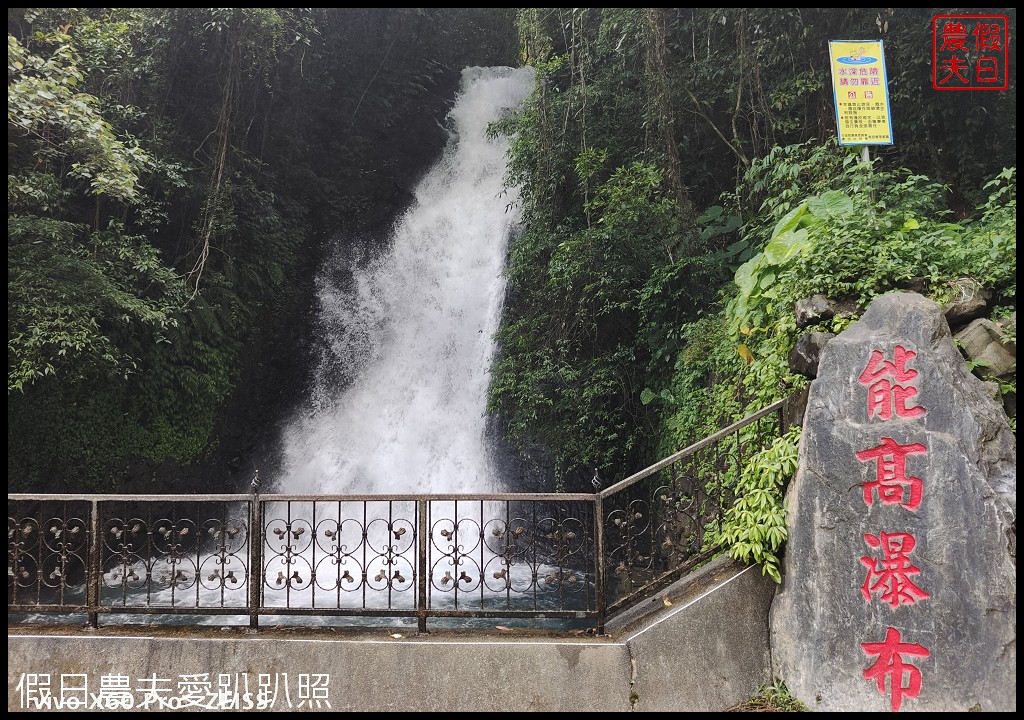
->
596 398 789 618
9 399 788 633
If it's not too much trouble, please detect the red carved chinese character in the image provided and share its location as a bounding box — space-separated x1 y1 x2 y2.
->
857 437 927 510
976 56 1000 83
973 22 1003 51
938 56 970 85
940 21 969 51
861 532 930 607
858 346 926 420
862 627 930 712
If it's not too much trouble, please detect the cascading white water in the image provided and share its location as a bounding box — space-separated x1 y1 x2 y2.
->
15 66 591 630
277 66 534 496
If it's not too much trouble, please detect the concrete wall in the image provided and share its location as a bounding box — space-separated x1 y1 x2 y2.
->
8 557 775 712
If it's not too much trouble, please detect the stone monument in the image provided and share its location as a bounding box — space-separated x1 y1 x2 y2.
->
770 292 1016 711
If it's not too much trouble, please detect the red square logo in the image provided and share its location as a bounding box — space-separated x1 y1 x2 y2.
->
933 14 1010 90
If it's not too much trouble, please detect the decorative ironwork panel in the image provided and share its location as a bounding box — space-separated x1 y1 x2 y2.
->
427 499 594 613
99 500 250 608
8 500 90 609
262 500 418 611
601 401 786 613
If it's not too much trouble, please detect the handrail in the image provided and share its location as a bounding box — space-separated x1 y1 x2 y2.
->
8 398 792 633
7 492 596 502
599 398 788 499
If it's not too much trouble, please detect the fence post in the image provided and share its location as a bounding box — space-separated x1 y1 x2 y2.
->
593 494 606 635
248 496 262 631
86 499 100 629
417 499 429 633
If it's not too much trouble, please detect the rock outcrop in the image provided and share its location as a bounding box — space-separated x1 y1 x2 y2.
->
770 292 1016 712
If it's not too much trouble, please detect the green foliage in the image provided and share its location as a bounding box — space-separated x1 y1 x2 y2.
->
656 151 1016 578
727 157 1017 357
491 8 1018 591
8 33 149 203
965 167 1017 301
8 367 224 492
652 317 745 457
8 217 184 391
730 680 810 712
717 427 800 583
709 151 1015 437
8 7 520 491
489 159 683 485
493 8 1015 494
729 140 853 249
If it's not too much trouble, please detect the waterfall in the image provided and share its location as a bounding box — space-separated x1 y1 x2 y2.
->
12 66 589 630
276 66 534 496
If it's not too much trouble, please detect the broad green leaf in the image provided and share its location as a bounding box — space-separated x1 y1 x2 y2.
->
696 204 724 222
733 253 762 296
721 214 742 233
726 239 749 255
770 202 808 240
807 190 853 218
762 228 808 265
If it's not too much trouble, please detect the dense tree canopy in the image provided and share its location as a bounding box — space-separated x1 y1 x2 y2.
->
8 7 517 491
7 8 1015 503
487 8 1015 491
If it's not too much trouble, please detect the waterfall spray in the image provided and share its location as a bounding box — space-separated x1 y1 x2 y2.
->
277 66 534 496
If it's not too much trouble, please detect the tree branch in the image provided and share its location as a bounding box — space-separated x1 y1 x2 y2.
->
684 87 750 168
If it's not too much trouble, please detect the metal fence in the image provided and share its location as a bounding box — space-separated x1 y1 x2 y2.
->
9 399 787 633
